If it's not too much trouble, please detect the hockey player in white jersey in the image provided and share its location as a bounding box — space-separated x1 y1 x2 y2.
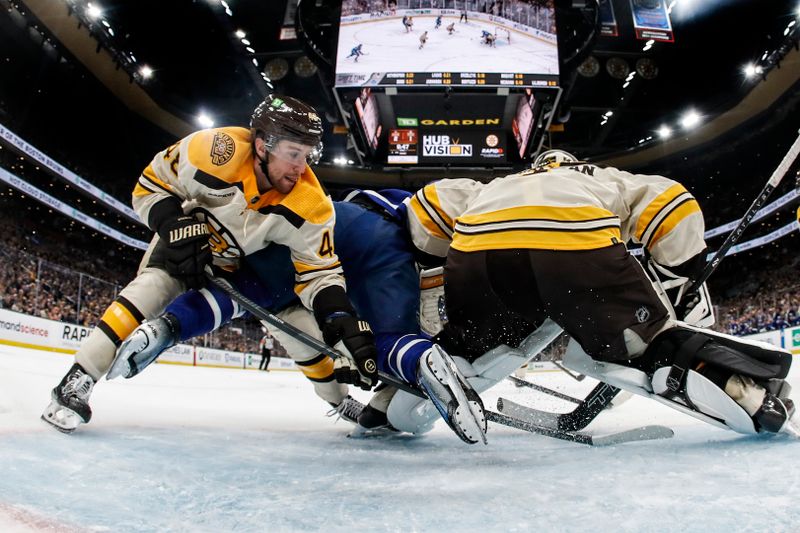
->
41 95 378 433
404 149 797 436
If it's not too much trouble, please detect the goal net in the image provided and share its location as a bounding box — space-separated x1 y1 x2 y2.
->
494 26 511 44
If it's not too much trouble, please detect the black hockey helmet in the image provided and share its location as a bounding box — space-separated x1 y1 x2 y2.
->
250 95 323 164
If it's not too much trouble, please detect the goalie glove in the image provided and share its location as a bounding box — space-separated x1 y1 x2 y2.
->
648 257 714 328
419 266 447 336
323 312 378 391
158 215 212 290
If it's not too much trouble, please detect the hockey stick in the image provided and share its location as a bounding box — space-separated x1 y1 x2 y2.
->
486 411 673 446
506 376 583 404
498 381 622 432
688 129 800 293
205 271 425 398
553 361 586 381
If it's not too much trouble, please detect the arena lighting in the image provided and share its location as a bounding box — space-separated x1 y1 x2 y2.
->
246 47 255 53
235 30 246 39
743 63 757 78
333 156 347 165
86 3 102 19
603 111 613 117
197 113 215 128
241 38 251 46
658 125 672 139
139 65 153 79
680 110 701 129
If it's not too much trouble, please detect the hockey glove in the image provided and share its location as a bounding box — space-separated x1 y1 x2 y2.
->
322 312 378 391
159 215 212 290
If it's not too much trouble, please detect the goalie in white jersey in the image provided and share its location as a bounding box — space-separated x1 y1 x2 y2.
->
42 95 379 433
406 149 797 436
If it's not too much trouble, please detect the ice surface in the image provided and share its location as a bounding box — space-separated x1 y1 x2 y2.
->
1 345 798 532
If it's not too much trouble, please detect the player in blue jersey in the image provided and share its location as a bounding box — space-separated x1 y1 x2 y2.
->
434 15 442 29
108 191 488 444
346 43 364 62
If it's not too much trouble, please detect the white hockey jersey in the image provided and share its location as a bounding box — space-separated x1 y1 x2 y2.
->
132 126 344 309
406 164 706 268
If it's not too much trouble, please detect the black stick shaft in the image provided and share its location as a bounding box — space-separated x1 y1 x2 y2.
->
689 130 800 292
206 271 426 398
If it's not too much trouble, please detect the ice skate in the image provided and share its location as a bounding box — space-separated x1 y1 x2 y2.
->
349 386 400 438
754 392 796 435
107 314 179 380
417 345 487 444
41 363 95 433
327 395 364 425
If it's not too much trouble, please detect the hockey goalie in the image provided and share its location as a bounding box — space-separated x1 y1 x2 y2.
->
392 149 797 438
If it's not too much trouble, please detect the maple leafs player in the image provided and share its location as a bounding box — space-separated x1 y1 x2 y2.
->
41 96 378 433
346 43 364 63
404 149 797 436
108 190 488 444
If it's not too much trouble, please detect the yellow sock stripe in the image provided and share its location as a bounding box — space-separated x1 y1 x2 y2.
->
99 300 142 344
296 355 335 380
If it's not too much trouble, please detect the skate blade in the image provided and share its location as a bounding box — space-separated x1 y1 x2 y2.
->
348 424 400 439
432 347 488 445
40 402 82 433
780 413 800 438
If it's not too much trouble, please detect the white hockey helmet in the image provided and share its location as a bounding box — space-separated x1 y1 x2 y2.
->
532 149 578 170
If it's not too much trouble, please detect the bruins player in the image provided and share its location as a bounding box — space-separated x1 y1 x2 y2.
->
405 149 796 436
42 95 378 433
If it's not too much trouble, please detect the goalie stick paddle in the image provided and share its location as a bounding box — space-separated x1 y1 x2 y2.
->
498 381 622 432
689 128 800 293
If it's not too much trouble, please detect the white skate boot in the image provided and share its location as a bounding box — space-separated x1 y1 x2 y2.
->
41 363 95 433
417 345 487 444
107 314 179 380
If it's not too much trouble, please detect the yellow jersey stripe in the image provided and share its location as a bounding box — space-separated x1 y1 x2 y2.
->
295 260 342 275
133 183 154 198
410 195 450 240
635 183 687 241
457 205 616 225
452 226 622 252
422 185 454 230
142 165 174 194
647 198 701 248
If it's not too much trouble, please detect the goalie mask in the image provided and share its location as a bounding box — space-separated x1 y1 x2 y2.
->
250 95 324 166
531 149 578 171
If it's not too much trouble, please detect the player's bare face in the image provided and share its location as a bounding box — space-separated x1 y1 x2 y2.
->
263 140 313 194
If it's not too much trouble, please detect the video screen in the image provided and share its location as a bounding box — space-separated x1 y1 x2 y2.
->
354 88 382 151
335 0 559 88
511 90 536 159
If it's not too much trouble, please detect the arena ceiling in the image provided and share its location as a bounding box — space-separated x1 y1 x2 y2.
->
12 0 800 177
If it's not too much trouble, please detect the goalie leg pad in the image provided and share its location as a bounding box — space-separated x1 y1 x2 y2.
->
653 367 756 433
647 326 792 382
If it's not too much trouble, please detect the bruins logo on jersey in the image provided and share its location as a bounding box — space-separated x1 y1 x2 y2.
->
191 208 243 264
210 132 235 166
